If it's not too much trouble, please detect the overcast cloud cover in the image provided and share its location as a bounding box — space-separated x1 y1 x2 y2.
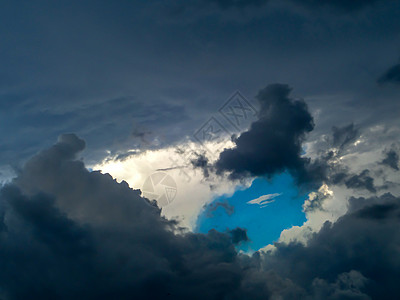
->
1 0 400 299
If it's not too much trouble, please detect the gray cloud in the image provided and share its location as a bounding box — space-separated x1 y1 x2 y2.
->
214 84 322 187
191 153 211 178
266 192 400 300
228 227 250 244
344 169 377 193
378 63 400 85
381 147 399 171
0 134 286 299
1 0 400 174
331 123 359 151
1 135 400 299
203 199 235 217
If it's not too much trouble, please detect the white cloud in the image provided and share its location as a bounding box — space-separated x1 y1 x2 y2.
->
91 140 251 230
247 193 281 207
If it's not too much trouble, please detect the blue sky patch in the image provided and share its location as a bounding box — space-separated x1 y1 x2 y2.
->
195 172 308 252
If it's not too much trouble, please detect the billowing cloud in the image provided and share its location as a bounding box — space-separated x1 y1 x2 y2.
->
214 84 322 187
1 135 400 299
0 134 258 299
266 192 400 300
302 183 333 213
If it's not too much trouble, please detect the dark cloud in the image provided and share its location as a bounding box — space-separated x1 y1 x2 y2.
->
195 0 379 12
1 0 400 174
214 84 320 187
1 135 400 299
310 270 370 300
191 153 211 178
0 134 284 299
331 123 359 151
355 202 398 220
311 125 388 194
377 63 400 85
327 168 378 193
203 199 235 217
381 148 399 171
344 169 377 193
266 192 400 300
228 227 249 244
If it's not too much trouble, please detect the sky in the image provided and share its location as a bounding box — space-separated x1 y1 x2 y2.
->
1 0 400 299
196 174 308 251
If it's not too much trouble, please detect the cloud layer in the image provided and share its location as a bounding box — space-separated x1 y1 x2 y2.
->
0 135 399 299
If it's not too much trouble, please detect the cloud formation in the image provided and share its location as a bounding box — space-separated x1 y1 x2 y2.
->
267 192 400 300
381 147 400 171
378 63 400 85
215 84 320 187
1 135 400 299
0 134 278 299
331 123 359 151
247 193 281 207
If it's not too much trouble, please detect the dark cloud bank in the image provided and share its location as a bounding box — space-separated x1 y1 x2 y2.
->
199 84 327 189
215 84 315 184
195 84 393 196
200 0 380 11
0 133 399 299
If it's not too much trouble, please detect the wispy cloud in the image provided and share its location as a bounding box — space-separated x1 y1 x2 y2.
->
247 193 281 208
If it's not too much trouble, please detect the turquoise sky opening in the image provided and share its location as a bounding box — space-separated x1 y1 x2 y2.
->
195 172 309 251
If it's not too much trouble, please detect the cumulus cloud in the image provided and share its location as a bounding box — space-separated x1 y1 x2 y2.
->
266 192 400 300
0 134 282 299
1 134 400 299
214 84 321 187
302 184 333 213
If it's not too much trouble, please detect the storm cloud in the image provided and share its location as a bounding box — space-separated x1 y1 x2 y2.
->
381 147 400 171
215 84 320 186
0 135 399 299
0 135 260 299
267 192 400 300
331 123 359 151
